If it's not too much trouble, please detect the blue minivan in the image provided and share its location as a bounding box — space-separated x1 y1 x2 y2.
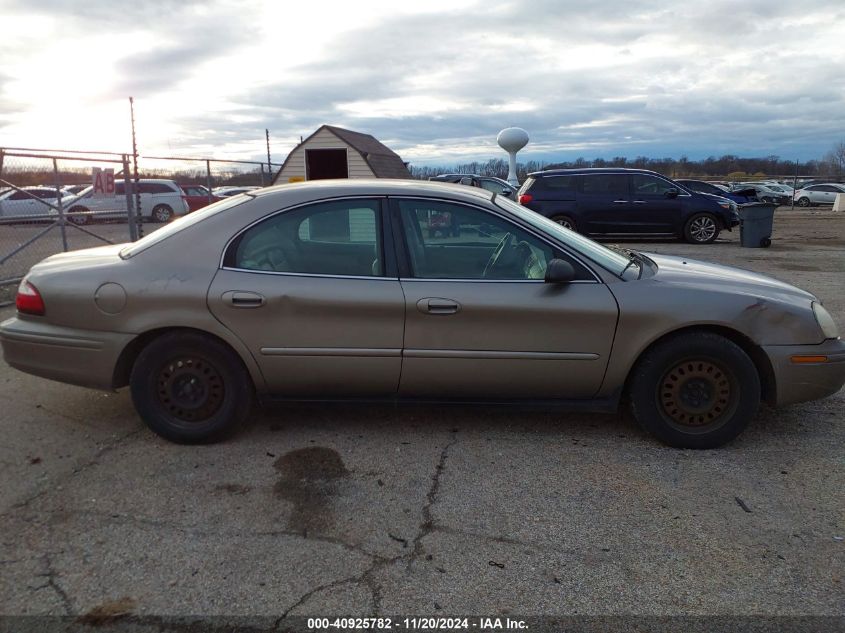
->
517 168 740 244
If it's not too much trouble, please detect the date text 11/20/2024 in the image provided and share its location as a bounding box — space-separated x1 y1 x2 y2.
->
307 617 529 630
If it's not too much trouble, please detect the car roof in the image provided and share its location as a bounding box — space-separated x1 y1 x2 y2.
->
250 178 495 202
528 167 666 177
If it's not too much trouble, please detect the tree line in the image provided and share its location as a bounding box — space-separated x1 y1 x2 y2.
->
408 143 845 182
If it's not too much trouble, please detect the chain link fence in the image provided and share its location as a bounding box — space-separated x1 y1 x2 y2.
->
0 149 140 305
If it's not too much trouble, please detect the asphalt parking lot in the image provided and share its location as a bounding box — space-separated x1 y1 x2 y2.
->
1 209 843 624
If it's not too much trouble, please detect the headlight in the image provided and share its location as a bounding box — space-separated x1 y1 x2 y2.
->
812 302 840 339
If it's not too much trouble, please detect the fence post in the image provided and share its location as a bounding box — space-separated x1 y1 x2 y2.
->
0 149 4 183
53 158 68 252
206 160 213 205
260 163 266 187
123 156 138 241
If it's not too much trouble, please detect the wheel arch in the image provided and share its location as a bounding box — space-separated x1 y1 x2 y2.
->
112 326 262 392
622 324 776 406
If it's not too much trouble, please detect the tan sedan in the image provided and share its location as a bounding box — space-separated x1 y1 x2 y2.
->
2 180 843 448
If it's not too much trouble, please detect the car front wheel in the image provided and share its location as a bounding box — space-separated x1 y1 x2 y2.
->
130 331 254 443
683 213 720 244
627 331 760 449
67 206 90 225
797 197 811 207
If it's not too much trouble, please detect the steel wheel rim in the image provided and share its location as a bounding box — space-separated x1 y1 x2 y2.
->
657 358 738 433
156 356 224 423
690 216 716 242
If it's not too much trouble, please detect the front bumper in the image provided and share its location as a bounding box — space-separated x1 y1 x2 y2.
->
763 338 845 406
0 316 134 390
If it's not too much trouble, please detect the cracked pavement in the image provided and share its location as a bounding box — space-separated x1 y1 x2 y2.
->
1 211 844 619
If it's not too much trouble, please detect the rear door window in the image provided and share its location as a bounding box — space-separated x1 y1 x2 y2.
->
579 174 628 195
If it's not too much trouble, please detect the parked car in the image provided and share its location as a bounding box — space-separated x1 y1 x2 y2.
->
793 183 845 207
63 179 190 224
517 168 740 244
2 180 842 449
429 174 518 197
737 183 790 205
213 186 261 198
180 184 222 212
675 179 757 204
0 187 76 223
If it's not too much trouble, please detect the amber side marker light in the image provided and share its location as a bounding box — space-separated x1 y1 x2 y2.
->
790 355 828 364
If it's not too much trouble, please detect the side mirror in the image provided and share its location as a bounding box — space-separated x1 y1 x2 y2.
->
501 188 512 196
665 187 679 199
544 258 576 284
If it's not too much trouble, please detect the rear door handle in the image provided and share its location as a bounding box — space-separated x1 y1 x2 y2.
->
612 199 629 204
222 290 265 308
632 200 647 204
417 297 461 315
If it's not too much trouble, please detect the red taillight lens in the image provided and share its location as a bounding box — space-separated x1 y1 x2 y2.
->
16 280 45 316
518 193 533 205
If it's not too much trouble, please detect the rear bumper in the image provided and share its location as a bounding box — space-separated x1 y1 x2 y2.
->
763 338 845 406
0 316 133 390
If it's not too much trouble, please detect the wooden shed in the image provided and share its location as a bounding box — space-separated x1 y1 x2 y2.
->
272 125 412 184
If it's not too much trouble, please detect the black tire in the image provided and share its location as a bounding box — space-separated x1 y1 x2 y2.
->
130 331 254 443
68 206 89 225
760 237 772 248
151 204 173 223
797 197 811 208
683 212 720 244
627 331 760 449
550 214 577 231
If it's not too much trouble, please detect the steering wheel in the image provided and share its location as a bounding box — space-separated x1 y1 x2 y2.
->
482 232 515 278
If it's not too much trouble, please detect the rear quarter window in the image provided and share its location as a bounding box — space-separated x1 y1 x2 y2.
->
526 175 576 197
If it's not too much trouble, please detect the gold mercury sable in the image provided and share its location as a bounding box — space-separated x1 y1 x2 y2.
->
1 180 843 448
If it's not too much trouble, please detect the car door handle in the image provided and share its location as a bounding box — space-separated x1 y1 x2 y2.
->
632 200 647 204
417 298 461 315
612 199 629 204
222 290 265 308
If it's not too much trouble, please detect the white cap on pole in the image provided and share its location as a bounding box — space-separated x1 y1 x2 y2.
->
497 127 529 186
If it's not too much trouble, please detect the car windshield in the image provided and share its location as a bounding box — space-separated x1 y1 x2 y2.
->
494 194 631 276
119 194 252 258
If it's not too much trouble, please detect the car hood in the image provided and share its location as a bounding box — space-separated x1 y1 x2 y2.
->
644 253 815 303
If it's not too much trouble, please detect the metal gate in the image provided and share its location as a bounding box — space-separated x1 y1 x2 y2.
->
0 148 140 306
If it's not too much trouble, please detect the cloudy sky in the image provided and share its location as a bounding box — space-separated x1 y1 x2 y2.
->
1 0 843 167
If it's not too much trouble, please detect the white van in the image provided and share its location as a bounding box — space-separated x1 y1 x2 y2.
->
63 179 190 224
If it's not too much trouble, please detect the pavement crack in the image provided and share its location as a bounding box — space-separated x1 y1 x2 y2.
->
274 576 360 625
408 434 458 568
2 426 145 519
35 551 73 614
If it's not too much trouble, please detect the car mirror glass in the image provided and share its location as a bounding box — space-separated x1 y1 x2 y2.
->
665 188 679 199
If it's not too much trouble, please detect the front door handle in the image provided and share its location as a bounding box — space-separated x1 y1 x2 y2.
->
632 200 647 204
222 290 265 308
612 199 629 204
417 297 461 315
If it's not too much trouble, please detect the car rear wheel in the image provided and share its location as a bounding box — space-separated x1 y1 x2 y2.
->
683 213 720 244
797 197 811 207
130 331 254 443
151 204 173 223
627 331 760 449
67 206 89 225
550 215 577 231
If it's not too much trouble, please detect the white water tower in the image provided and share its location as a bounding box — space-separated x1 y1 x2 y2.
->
497 127 529 186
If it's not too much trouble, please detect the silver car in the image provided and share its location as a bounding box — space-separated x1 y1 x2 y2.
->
1 180 843 448
793 183 845 207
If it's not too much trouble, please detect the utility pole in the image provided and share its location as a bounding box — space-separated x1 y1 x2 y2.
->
129 97 143 238
265 129 272 185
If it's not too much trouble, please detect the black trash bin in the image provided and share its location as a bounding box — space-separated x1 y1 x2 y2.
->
739 203 777 248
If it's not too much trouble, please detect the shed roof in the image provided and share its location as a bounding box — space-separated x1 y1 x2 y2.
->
274 125 412 182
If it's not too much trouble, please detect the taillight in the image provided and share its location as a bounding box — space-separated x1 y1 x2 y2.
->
16 280 45 316
518 193 533 205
